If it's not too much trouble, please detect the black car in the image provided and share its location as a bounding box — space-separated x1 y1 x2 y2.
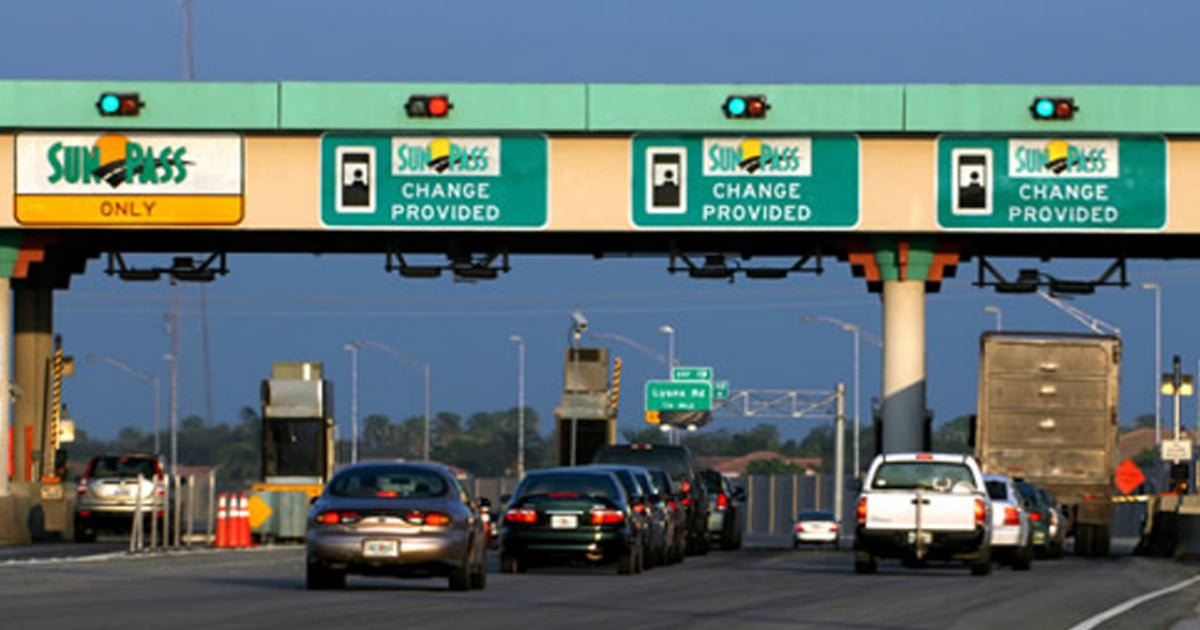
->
645 466 687 564
586 464 671 568
699 469 744 550
500 467 645 574
592 444 710 555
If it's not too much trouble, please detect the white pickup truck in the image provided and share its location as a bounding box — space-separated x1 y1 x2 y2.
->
853 452 993 576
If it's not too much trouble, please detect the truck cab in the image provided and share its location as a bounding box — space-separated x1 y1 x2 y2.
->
854 452 992 576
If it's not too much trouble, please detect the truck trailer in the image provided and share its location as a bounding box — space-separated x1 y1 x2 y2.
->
973 331 1120 557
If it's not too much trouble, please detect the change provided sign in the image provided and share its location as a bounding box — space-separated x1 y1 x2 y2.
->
631 135 860 229
321 135 548 229
937 136 1167 230
15 132 244 225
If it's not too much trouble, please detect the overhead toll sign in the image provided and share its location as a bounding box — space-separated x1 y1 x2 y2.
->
631 135 859 229
320 135 548 229
14 132 243 226
937 136 1167 231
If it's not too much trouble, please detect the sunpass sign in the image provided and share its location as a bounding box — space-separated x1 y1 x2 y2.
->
937 136 1167 230
631 135 860 229
321 135 548 229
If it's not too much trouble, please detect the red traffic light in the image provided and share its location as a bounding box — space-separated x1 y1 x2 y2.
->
723 94 770 119
96 92 144 117
405 94 453 118
1030 96 1077 121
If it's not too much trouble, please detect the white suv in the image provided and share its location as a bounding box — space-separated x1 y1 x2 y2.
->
983 474 1033 570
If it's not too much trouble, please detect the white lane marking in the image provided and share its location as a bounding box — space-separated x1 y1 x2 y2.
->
1068 573 1200 630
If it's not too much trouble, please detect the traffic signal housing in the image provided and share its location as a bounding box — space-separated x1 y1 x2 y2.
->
1030 96 1077 121
405 94 453 118
722 94 770 119
96 92 144 117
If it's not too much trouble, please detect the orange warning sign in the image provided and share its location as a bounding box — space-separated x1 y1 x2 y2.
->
1115 458 1146 495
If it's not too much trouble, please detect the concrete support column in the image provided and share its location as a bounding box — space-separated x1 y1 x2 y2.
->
13 286 52 483
881 279 926 453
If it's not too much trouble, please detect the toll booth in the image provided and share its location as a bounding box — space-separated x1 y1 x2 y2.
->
554 347 616 466
250 361 335 541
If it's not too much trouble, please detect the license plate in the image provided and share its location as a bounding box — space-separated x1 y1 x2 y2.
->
550 515 578 529
906 531 932 545
362 539 399 558
1033 532 1046 544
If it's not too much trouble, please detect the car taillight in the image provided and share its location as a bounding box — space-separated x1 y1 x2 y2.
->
716 493 729 510
424 512 451 527
795 523 805 532
548 492 581 498
915 453 934 461
1029 512 1043 522
682 498 691 506
974 499 987 527
505 508 537 524
78 510 92 517
76 478 88 496
591 509 624 525
831 523 838 531
633 503 645 514
316 511 360 525
1003 506 1020 526
667 499 677 512
680 480 691 494
857 497 868 525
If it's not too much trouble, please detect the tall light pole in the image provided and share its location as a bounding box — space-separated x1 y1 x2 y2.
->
352 339 431 461
87 354 161 457
509 335 526 478
658 324 676 445
984 305 1003 331
343 343 360 464
1143 282 1162 445
803 315 882 477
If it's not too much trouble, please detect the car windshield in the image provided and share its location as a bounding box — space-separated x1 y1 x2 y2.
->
328 466 448 499
88 455 158 479
872 462 976 492
517 473 619 500
593 447 690 477
799 510 834 521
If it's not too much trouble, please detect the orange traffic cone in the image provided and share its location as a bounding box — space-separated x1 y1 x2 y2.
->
236 493 251 548
214 493 229 548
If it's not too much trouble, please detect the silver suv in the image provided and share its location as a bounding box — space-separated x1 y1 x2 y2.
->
74 453 166 542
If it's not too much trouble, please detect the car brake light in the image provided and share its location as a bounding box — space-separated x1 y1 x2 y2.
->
316 511 360 525
591 509 624 525
1029 512 1043 522
1004 506 1020 526
680 480 691 494
505 508 537 524
795 523 805 532
831 523 838 531
716 493 729 510
424 512 451 527
974 499 987 527
632 444 652 450
915 453 933 461
667 499 677 512
682 498 691 506
548 492 581 498
78 510 92 517
376 491 398 498
857 497 868 525
633 503 645 514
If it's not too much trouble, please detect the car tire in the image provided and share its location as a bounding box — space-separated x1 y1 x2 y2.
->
500 553 521 574
306 562 345 590
617 549 636 575
1012 542 1033 571
793 540 801 550
448 558 472 591
470 551 488 590
853 552 877 575
969 552 992 576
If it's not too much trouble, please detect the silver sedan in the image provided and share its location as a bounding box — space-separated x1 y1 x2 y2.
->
306 461 488 591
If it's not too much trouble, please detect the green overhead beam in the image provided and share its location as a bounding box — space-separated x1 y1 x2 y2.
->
0 80 278 130
280 82 587 131
588 84 905 132
905 84 1200 134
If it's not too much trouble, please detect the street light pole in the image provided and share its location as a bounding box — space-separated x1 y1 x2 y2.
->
423 363 431 462
658 324 676 445
1143 282 1162 445
984 305 1003 331
351 339 431 461
851 326 861 477
802 315 882 478
343 343 359 464
509 335 525 478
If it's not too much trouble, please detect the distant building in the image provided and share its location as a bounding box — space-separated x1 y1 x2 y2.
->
695 451 822 477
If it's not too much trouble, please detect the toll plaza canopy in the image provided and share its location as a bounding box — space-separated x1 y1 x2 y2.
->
1 80 1200 270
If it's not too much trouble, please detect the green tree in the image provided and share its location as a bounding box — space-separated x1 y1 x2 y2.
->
931 415 973 454
746 458 806 475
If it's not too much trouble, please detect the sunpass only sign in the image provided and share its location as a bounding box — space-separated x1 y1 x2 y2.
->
937 136 1166 231
321 134 548 229
631 135 860 229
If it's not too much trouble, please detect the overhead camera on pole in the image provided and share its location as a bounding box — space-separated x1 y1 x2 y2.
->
554 309 617 467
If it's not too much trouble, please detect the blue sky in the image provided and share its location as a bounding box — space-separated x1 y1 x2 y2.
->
3 0 1200 444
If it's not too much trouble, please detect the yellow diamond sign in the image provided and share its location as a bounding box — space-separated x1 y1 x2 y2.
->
248 493 273 530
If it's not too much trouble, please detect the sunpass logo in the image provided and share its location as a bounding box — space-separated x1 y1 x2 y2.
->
702 137 812 177
392 137 501 176
46 133 192 188
1008 138 1119 179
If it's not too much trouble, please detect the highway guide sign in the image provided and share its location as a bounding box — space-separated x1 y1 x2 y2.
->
937 136 1166 230
631 135 860 229
321 135 548 228
645 380 713 412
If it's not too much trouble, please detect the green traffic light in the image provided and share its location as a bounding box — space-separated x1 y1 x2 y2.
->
98 93 121 115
